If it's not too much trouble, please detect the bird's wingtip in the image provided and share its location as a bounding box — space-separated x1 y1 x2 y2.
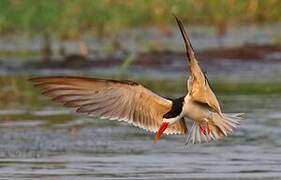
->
174 15 196 63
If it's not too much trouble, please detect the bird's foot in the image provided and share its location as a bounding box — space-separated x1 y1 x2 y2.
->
199 121 210 135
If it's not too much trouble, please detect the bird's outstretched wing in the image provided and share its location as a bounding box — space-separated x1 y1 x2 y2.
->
175 16 221 113
30 76 187 134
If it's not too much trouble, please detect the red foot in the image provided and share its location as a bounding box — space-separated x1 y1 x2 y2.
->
199 122 211 135
199 126 207 135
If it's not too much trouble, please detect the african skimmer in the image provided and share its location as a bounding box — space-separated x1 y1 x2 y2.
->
30 16 242 144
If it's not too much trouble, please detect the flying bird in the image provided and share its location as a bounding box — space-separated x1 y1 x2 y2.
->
30 16 242 144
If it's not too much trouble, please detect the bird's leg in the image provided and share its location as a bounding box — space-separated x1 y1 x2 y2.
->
185 122 195 145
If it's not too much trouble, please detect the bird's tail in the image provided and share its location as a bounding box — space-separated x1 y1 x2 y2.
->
185 113 243 144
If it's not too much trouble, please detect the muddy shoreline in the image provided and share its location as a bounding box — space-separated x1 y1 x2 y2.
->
26 43 281 69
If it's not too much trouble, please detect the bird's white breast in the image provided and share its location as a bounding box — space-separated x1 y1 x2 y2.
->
182 95 211 122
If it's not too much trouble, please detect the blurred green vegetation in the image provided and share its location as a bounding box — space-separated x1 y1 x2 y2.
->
0 75 42 108
145 80 281 96
0 50 40 58
0 0 280 39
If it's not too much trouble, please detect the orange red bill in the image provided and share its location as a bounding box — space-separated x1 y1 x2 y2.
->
154 122 169 143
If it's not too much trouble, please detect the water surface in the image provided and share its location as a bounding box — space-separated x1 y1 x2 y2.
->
0 94 280 179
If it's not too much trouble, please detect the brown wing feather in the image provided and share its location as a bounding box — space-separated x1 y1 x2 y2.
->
30 76 187 134
175 16 221 113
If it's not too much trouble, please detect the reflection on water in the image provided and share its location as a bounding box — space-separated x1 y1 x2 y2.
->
0 94 280 179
